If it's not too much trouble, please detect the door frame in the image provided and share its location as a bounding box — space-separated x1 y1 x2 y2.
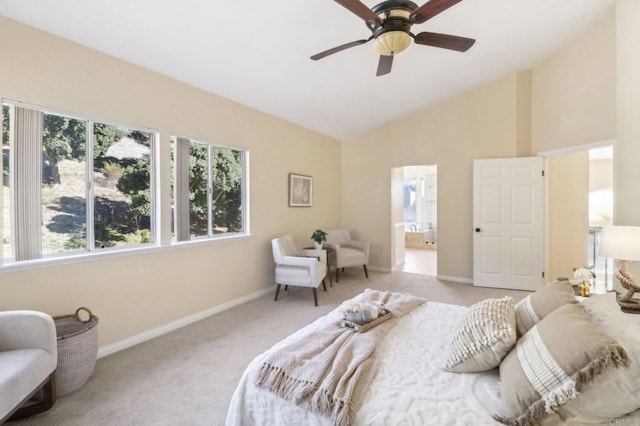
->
537 140 616 283
390 164 438 275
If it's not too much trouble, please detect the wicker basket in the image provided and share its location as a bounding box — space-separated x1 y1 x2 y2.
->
54 307 99 396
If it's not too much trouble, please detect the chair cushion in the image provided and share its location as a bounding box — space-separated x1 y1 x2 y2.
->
0 348 56 419
325 229 350 245
336 247 366 267
280 237 300 257
275 262 326 288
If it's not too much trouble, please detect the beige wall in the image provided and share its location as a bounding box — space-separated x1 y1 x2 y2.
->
531 12 616 154
342 8 617 282
547 152 589 281
0 17 341 348
616 0 640 278
390 167 404 267
342 72 527 280
531 1 640 285
589 158 613 192
516 71 533 157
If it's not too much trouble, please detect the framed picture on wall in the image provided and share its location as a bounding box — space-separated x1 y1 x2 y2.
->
289 173 313 207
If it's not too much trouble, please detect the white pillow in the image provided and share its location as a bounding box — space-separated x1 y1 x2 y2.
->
444 296 516 373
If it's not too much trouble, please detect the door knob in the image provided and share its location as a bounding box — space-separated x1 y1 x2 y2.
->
475 228 481 233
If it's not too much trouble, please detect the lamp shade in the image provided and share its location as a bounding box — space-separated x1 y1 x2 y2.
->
374 31 412 56
599 225 640 261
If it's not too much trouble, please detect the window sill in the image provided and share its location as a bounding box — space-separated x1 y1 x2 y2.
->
0 233 252 274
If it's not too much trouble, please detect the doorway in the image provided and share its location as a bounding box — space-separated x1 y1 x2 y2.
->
543 144 614 293
394 165 437 276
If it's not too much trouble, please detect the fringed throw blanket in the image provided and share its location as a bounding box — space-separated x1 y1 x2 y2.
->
256 289 426 426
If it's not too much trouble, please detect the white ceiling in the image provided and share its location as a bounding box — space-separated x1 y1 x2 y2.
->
0 0 615 141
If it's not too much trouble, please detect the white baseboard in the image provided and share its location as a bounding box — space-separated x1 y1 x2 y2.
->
436 275 474 284
97 287 273 358
368 265 391 273
368 267 471 284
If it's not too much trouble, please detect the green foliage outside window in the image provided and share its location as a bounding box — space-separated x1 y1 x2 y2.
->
6 105 152 254
211 147 242 232
186 143 243 236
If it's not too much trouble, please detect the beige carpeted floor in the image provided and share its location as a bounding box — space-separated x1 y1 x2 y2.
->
14 270 528 426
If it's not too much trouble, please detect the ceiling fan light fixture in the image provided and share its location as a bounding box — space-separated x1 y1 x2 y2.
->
374 30 411 56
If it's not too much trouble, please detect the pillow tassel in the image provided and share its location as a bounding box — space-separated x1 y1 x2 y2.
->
493 343 630 426
574 343 630 392
543 380 576 412
493 401 547 426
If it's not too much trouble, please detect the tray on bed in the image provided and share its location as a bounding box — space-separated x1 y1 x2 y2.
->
339 310 392 332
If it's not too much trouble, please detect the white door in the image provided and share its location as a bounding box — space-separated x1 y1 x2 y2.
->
473 157 544 291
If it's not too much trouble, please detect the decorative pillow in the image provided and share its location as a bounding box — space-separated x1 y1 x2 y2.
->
443 296 516 373
495 303 630 426
514 280 577 336
552 293 640 423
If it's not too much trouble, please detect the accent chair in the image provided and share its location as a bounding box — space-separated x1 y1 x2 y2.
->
322 229 370 282
0 310 57 423
271 235 328 306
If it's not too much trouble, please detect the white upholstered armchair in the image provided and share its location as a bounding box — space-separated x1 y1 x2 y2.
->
0 310 57 423
323 229 369 283
271 235 328 306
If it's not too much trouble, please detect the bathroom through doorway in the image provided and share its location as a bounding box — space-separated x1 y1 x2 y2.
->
394 165 437 276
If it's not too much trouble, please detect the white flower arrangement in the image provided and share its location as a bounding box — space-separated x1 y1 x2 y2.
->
572 267 596 297
572 267 595 283
340 302 362 314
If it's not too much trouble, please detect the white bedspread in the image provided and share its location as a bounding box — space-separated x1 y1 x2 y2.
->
226 301 503 425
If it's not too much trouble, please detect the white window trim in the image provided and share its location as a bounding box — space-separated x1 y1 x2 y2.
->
1 99 160 266
171 135 249 243
0 233 252 274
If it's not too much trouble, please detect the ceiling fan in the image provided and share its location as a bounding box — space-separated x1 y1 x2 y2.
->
311 0 476 76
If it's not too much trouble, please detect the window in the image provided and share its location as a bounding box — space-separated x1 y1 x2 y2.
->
403 179 417 225
1 102 156 263
171 136 247 241
403 165 437 233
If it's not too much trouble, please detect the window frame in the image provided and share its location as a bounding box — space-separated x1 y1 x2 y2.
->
1 99 159 265
171 135 249 243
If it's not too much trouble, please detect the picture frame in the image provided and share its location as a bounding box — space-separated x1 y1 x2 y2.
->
288 173 313 207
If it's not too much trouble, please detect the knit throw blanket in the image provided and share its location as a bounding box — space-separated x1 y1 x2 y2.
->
255 289 426 425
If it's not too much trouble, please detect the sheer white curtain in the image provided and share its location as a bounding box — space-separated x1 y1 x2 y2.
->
174 137 191 242
13 106 43 261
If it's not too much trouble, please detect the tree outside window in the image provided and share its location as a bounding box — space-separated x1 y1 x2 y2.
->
172 137 246 241
2 102 156 262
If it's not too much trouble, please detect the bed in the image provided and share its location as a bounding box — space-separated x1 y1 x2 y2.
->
226 287 640 426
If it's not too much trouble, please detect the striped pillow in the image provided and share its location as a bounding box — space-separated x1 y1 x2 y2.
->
495 303 630 425
555 293 640 422
444 296 516 373
514 280 577 336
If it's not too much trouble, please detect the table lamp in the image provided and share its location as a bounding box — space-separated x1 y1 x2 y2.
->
599 225 640 312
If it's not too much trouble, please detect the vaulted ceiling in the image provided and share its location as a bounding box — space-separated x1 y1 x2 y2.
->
0 0 615 140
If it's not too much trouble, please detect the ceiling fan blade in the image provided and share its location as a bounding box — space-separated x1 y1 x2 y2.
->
310 39 371 61
414 32 475 52
410 0 464 24
334 0 382 27
376 55 394 77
